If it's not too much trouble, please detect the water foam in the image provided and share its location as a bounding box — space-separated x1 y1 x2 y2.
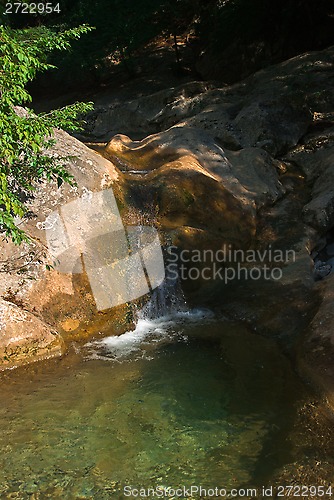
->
86 307 214 361
86 273 214 361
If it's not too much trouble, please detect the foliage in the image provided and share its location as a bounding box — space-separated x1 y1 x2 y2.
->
4 0 334 89
53 0 167 76
0 24 94 244
8 0 200 87
196 0 334 56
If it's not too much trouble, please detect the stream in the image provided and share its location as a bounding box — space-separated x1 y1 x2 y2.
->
0 280 322 499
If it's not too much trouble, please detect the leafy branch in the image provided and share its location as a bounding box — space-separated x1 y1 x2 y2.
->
0 24 94 244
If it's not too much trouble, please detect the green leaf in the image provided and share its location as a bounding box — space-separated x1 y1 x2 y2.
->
0 24 94 245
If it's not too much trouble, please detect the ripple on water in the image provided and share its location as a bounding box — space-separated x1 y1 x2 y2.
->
0 317 305 498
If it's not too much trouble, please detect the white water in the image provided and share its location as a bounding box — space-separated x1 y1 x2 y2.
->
86 276 214 361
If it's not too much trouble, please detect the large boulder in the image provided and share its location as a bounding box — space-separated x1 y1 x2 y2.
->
0 299 64 370
0 129 133 369
106 126 285 249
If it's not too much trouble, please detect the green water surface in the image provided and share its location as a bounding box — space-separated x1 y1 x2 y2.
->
0 318 307 499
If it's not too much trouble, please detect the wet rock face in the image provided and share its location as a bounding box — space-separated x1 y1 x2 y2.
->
105 127 285 249
104 127 287 300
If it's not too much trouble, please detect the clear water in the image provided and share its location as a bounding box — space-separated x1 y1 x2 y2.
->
0 312 306 499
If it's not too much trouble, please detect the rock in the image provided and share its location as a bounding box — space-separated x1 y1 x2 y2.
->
0 299 64 370
326 257 334 268
302 192 334 233
105 126 285 251
85 46 334 156
314 262 332 280
231 101 310 155
107 127 284 204
298 273 334 410
93 49 334 315
0 129 134 369
84 82 211 141
286 136 334 232
202 180 317 341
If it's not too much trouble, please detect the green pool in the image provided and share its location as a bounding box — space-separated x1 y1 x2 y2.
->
0 312 313 498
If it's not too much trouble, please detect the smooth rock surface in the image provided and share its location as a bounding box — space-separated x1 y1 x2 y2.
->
0 129 132 368
0 299 64 370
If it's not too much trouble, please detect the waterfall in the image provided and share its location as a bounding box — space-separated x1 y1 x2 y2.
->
138 267 187 320
85 246 212 361
85 258 189 360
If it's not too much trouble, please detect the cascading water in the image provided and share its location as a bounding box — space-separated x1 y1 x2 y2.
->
86 251 215 361
137 265 188 320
